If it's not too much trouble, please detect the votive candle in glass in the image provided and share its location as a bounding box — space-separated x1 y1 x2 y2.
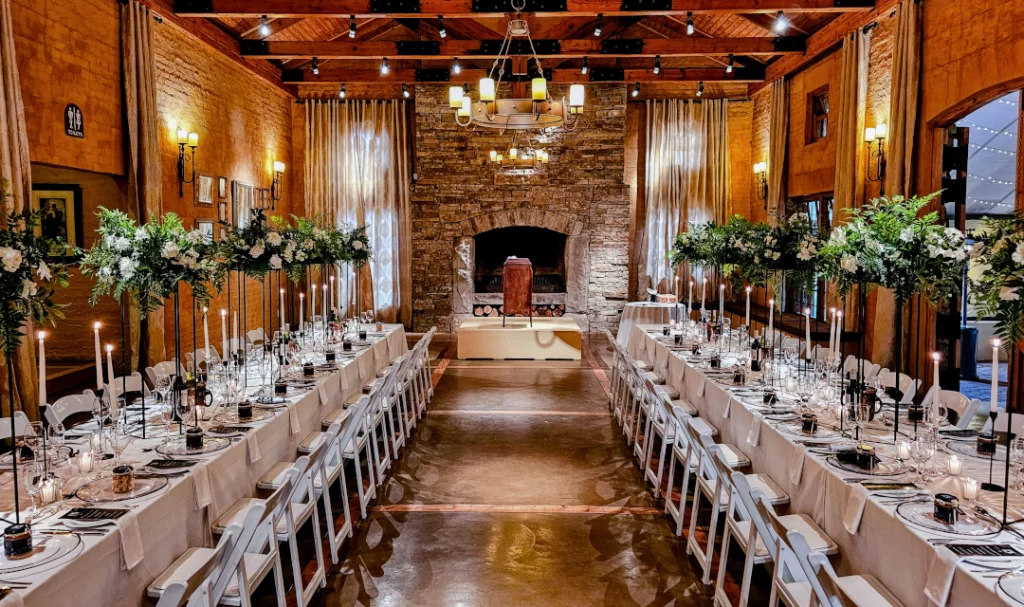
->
961 477 980 501
897 440 911 462
947 454 963 476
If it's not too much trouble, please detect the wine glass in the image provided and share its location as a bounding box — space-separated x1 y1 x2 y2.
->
21 458 41 519
911 434 936 482
48 423 66 454
109 424 132 466
25 421 43 455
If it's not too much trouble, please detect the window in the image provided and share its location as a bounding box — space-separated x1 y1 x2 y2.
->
808 87 830 143
784 194 834 321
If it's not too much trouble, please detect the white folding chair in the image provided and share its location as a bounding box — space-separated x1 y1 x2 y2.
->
788 530 904 606
105 372 151 406
44 393 96 427
246 328 266 346
148 503 264 607
842 356 880 382
664 407 700 536
297 422 350 564
921 388 981 429
877 370 920 405
0 411 34 440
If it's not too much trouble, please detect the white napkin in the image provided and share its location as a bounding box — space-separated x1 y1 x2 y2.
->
289 406 301 435
245 430 261 463
746 412 763 446
698 379 706 397
790 451 805 485
842 484 869 534
318 382 329 406
723 396 732 419
924 545 959 607
0 590 26 607
191 461 213 510
118 508 145 571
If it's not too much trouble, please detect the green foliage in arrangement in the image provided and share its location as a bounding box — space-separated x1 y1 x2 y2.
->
969 214 1024 344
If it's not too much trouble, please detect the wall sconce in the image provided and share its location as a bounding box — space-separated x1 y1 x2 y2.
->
865 123 887 195
272 161 285 206
753 161 768 209
176 128 198 198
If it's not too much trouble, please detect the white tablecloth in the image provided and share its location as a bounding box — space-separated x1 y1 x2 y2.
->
3 324 407 607
629 324 1017 607
615 303 678 345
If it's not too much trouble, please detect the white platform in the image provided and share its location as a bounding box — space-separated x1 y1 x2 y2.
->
457 317 582 360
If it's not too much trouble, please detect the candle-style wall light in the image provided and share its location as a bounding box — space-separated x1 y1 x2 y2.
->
176 127 199 198
271 161 285 207
753 161 768 209
865 123 887 195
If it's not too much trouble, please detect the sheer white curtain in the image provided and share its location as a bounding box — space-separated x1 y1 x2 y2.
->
639 98 730 295
304 99 411 324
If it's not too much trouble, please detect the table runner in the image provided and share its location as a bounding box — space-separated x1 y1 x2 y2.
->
4 324 406 607
630 324 1017 607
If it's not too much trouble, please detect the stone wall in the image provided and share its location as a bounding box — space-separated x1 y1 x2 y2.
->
411 84 630 332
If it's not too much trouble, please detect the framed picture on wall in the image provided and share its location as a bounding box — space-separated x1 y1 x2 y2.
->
31 184 83 258
195 174 214 205
195 218 214 243
218 201 229 223
217 177 228 199
232 180 254 226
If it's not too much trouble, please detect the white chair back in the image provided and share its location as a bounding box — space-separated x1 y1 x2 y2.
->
0 411 34 440
154 516 248 607
153 360 185 379
45 393 96 427
878 370 919 404
921 388 980 429
106 372 151 401
246 328 265 346
787 530 857 607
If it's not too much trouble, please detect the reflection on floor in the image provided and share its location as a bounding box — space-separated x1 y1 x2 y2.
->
291 334 728 606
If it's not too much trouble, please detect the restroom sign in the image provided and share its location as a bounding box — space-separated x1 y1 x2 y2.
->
64 104 83 138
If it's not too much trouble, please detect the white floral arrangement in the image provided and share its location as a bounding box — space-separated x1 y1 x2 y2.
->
969 215 1024 342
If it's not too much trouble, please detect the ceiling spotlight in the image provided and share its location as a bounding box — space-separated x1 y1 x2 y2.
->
402 83 410 98
339 84 346 99
632 81 640 98
259 15 271 37
653 55 661 75
594 14 603 37
438 16 447 38
581 56 589 75
773 11 788 34
311 57 319 75
686 12 694 35
726 54 734 73
697 81 704 97
349 15 357 38
452 57 462 75
380 57 389 75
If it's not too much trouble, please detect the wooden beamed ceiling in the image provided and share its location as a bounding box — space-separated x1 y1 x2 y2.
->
172 0 877 98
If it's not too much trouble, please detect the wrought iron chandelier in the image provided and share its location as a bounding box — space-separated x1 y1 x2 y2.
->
448 0 585 132
487 130 550 167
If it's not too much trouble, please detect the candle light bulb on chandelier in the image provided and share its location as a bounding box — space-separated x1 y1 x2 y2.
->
653 55 661 75
448 86 464 108
458 96 471 117
489 150 497 162
509 147 518 160
479 77 496 102
686 12 694 35
569 84 585 112
380 57 389 75
349 15 357 38
259 15 270 37
452 57 462 75
581 56 589 75
531 77 547 101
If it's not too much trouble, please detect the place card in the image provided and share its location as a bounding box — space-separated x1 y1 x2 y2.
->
863 482 918 491
947 544 1023 557
61 507 129 521
144 459 197 470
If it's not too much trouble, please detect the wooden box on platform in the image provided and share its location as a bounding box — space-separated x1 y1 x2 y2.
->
457 317 582 360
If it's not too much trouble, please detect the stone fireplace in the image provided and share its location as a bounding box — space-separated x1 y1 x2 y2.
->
411 83 631 332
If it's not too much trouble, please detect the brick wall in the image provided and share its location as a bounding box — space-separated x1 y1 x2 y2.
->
411 84 630 332
750 88 771 223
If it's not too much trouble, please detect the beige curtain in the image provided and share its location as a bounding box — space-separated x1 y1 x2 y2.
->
638 98 730 295
833 28 871 214
305 99 411 325
767 79 789 219
886 0 922 197
0 0 37 418
121 0 164 369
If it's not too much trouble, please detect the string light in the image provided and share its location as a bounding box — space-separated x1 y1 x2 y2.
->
380 57 389 75
966 196 1014 209
581 56 589 75
594 14 603 37
259 15 270 37
960 122 1015 137
311 57 319 75
774 11 788 34
438 16 446 38
653 55 661 75
452 57 462 75
339 84 346 99
686 12 694 35
632 81 641 97
969 143 1015 156
971 174 1015 186
349 15 357 38
726 54 734 73
402 83 410 98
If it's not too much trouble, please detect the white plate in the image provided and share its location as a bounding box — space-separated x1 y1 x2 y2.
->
0 532 81 574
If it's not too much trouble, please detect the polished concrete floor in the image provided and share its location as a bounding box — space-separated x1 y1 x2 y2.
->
313 334 717 606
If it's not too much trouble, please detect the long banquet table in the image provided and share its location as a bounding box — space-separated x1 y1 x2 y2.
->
0 324 407 607
629 323 1020 607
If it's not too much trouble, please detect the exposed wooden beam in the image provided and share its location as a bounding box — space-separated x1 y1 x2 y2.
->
238 16 305 39
243 37 803 59
282 67 763 83
175 0 876 19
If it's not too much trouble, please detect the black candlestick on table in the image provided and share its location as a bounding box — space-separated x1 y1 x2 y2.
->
983 409 1005 492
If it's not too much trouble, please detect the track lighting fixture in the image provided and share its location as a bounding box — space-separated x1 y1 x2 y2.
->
774 11 788 34
349 15 357 38
339 84 346 99
452 57 462 75
259 15 270 37
438 16 447 38
402 83 410 98
380 57 389 75
632 81 640 98
697 81 704 97
581 56 589 75
686 12 694 35
653 55 661 75
594 14 603 37
311 57 319 75
726 54 734 73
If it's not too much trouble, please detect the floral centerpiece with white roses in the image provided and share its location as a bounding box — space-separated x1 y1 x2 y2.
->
218 208 285 277
344 225 371 266
670 221 725 270
0 188 69 356
278 216 349 281
717 216 770 286
80 208 220 317
969 215 1024 343
760 212 821 292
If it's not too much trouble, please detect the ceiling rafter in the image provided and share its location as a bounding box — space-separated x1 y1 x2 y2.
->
283 67 764 84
